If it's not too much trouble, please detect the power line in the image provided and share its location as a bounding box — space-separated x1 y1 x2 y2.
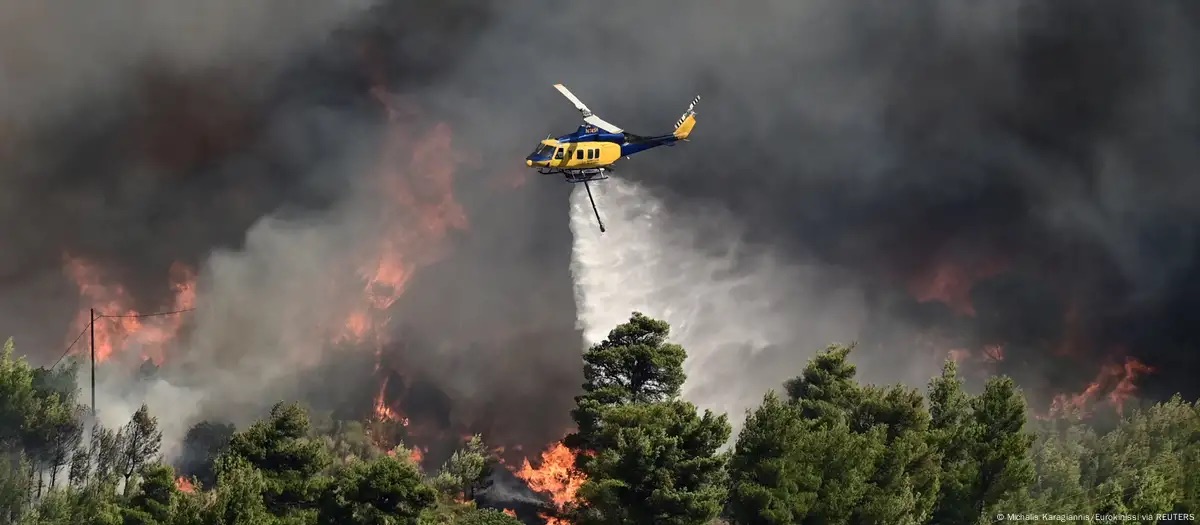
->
97 307 196 319
50 322 91 369
47 307 196 368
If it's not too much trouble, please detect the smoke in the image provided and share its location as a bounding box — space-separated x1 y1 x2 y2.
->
1 0 581 458
508 1 1199 413
570 179 873 434
3 0 1198 464
0 0 377 125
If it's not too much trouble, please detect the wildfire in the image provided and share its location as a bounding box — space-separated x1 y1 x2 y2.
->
382 445 426 467
908 257 1008 316
175 477 195 493
503 509 518 517
981 343 1005 363
341 84 468 448
512 441 586 524
55 73 471 475
943 344 1004 367
1049 355 1155 417
373 376 408 425
63 256 196 364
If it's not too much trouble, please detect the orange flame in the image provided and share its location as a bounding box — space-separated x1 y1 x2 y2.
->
63 256 196 364
908 258 1008 316
337 87 467 353
512 441 586 523
347 85 468 442
1049 355 1155 417
981 344 1005 363
944 343 1004 367
56 76 472 463
503 509 518 517
373 375 407 425
382 445 426 468
175 477 195 493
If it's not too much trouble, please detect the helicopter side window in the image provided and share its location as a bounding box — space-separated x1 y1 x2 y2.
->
587 149 594 160
576 150 583 160
555 149 564 160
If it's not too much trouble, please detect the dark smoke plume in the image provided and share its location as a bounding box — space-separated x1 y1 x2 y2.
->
446 0 1199 415
1 0 580 458
555 1 1199 406
2 0 1197 465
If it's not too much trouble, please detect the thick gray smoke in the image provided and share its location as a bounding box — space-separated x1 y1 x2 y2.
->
497 0 1200 413
1 0 582 458
3 0 1198 463
1 0 383 448
0 0 376 125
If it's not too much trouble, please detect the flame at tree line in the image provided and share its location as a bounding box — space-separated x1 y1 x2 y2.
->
46 74 600 517
43 46 1161 525
511 441 586 524
2 3 1194 524
52 116 1160 521
57 78 472 451
63 257 197 365
903 252 1157 418
50 132 1160 525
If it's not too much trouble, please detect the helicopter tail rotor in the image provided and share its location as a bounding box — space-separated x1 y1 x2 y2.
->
673 95 700 140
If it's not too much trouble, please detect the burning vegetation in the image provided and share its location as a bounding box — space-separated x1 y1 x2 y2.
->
4 311 1198 524
2 1 1200 523
897 253 1161 420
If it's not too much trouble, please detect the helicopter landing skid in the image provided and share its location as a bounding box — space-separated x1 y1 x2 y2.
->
537 167 612 184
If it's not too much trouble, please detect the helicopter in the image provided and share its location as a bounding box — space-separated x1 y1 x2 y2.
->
525 84 700 232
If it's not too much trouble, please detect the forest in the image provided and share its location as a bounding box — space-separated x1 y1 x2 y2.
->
0 312 1197 525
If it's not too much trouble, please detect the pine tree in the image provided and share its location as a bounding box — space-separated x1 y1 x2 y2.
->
566 313 729 525
118 405 163 496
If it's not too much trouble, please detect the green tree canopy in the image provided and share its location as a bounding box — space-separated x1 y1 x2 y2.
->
225 402 332 517
430 435 491 501
455 508 522 525
2 330 1200 524
730 345 943 525
118 405 163 496
319 454 436 525
566 312 687 453
178 421 235 489
123 463 177 524
566 313 730 525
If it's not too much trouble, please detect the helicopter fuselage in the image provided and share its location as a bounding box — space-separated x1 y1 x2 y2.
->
524 125 680 180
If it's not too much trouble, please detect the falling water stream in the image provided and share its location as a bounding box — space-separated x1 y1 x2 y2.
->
567 176 869 434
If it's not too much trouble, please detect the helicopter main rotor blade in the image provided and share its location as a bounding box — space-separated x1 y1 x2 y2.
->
553 84 624 133
554 84 592 115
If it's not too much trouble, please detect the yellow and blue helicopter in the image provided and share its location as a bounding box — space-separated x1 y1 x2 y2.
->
525 84 700 232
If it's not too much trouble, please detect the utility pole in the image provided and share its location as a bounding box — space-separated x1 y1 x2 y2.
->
90 308 96 423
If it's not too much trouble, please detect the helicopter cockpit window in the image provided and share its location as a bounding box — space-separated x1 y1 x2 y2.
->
532 144 555 158
554 149 564 159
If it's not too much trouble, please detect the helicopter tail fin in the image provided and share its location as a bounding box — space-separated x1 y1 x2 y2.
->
673 95 700 140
